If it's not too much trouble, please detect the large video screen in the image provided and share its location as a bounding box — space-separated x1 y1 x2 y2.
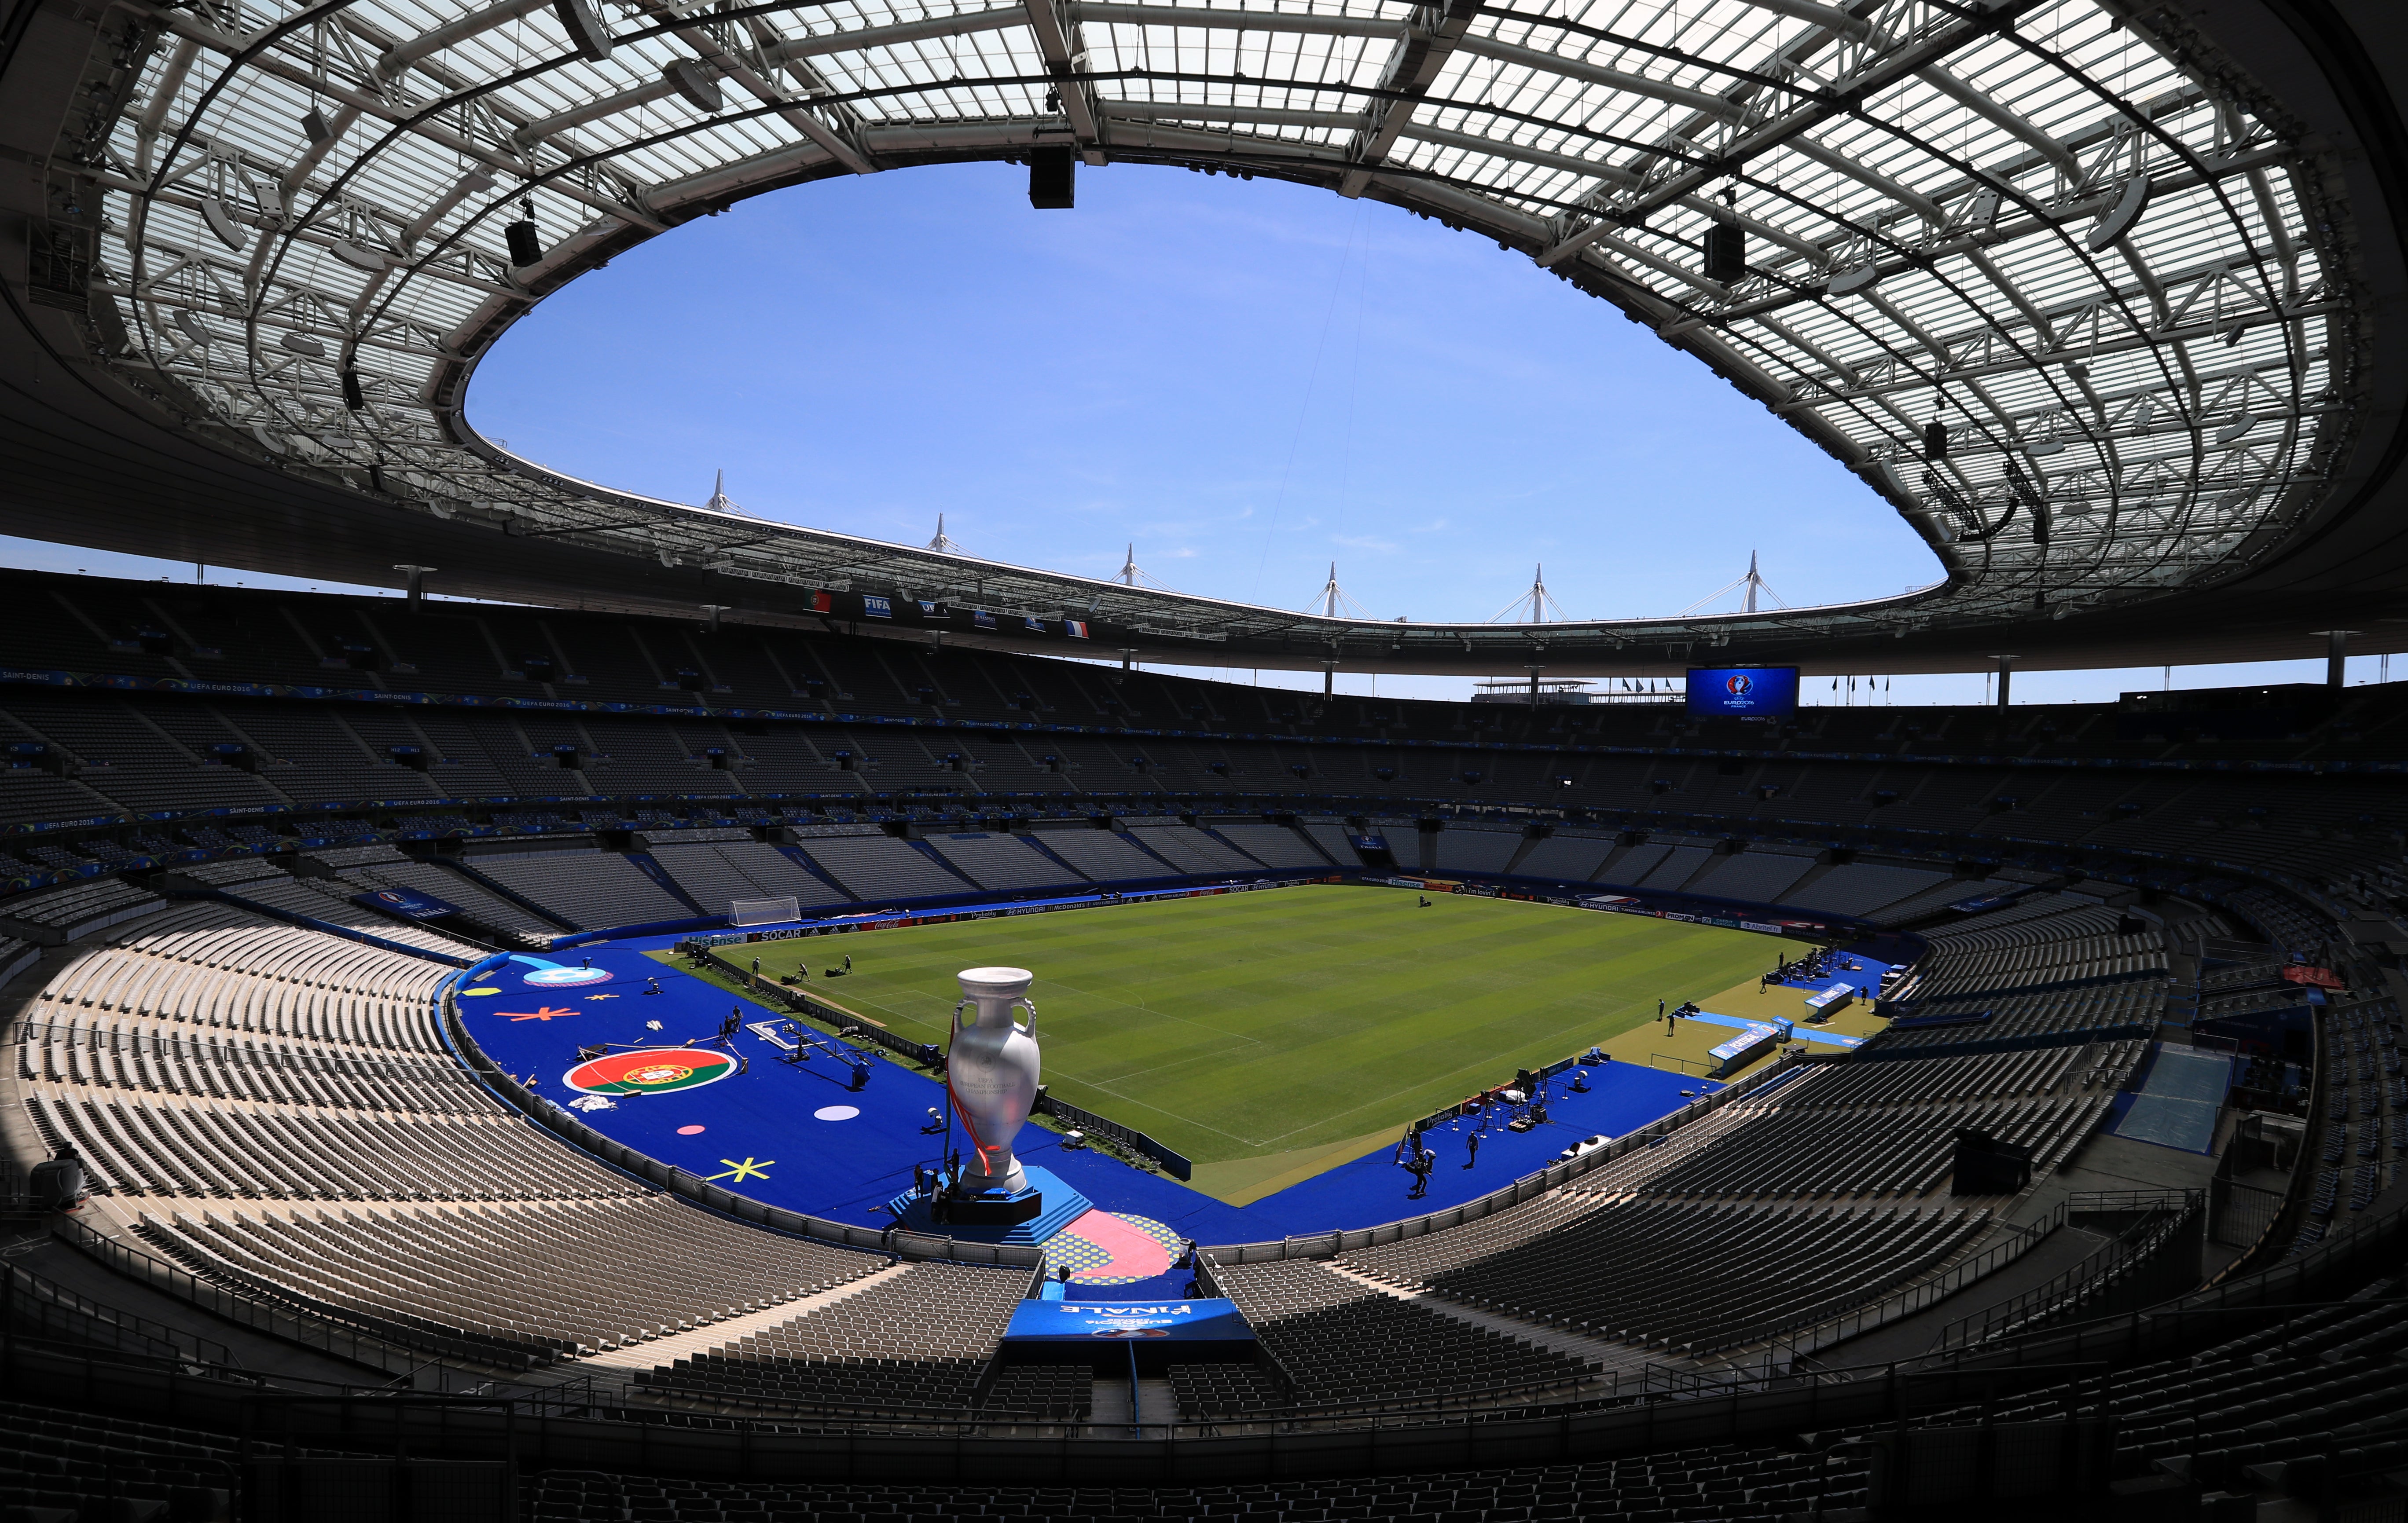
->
1686 666 1799 719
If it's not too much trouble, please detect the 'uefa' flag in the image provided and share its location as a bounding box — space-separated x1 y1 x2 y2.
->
1064 620 1089 639
1024 616 1046 633
973 610 997 630
862 595 892 619
809 590 833 613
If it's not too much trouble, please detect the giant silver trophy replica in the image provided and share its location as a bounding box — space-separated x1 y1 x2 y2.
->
945 967 1041 1196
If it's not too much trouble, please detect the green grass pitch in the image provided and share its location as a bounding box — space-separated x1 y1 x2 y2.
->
726 884 1804 1186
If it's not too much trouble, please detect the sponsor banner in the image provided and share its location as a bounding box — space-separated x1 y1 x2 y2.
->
974 610 997 630
1023 616 1046 633
1949 893 2018 913
1740 920 1785 934
1003 1299 1252 1344
861 595 892 619
353 886 463 922
918 600 943 618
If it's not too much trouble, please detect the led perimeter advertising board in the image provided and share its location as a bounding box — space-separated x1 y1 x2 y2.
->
1686 666 1799 719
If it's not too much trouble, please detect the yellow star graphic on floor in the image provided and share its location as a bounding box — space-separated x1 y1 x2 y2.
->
705 1157 774 1183
585 993 617 1000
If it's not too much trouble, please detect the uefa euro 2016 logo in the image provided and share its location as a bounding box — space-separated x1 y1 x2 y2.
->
1725 674 1754 697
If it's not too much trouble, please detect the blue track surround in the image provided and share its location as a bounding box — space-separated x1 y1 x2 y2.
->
459 941 1721 1247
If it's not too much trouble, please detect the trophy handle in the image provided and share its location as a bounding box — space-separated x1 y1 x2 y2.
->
1011 996 1037 1039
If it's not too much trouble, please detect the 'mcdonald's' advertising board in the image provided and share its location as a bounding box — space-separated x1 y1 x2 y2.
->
1686 666 1799 719
1003 1299 1253 1344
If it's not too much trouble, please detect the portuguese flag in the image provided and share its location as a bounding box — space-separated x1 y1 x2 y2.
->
565 1047 735 1095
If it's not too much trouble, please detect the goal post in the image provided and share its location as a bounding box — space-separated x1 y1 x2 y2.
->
729 897 799 927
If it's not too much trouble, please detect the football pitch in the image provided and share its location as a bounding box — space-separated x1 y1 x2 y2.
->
718 885 1806 1197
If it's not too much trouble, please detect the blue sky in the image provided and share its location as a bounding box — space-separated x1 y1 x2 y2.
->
472 160 1927 629
16 158 2370 702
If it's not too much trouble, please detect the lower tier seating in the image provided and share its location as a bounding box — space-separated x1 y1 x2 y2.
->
138 1196 881 1361
633 1260 1029 1411
1211 1259 1601 1408
1344 1200 1985 1354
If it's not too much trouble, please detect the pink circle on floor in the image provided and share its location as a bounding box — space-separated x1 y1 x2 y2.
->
676 1124 706 1135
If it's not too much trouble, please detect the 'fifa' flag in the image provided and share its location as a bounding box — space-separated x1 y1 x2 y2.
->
808 590 833 613
1064 620 1090 639
1024 616 1046 633
862 595 892 619
973 610 997 630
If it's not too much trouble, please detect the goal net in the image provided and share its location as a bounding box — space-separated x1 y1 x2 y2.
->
729 897 799 927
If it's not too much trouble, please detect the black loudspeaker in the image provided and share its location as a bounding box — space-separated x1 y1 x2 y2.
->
1924 419 1949 460
505 219 544 267
341 369 365 410
1703 220 1745 282
1029 149 1076 210
1953 1128 2033 1195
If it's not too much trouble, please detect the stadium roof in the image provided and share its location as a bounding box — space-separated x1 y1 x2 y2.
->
1 0 2404 676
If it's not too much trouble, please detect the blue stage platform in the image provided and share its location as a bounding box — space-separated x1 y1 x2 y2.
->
459 944 1724 1251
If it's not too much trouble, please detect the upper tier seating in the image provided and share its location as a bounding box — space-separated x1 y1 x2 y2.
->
1684 849 1815 904
1120 821 1260 875
1433 825 1524 874
211 871 486 958
0 876 163 940
1030 826 1179 882
465 850 691 930
338 859 562 943
647 838 850 915
1510 830 1615 882
1778 863 1951 917
921 832 1085 893
790 833 972 901
1209 821 1331 870
1299 820 1366 866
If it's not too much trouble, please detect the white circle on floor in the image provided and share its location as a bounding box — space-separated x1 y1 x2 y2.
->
814 1105 861 1121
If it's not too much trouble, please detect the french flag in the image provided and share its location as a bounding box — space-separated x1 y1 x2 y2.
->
1064 620 1089 639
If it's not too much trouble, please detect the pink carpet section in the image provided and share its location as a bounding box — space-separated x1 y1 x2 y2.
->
1054 1209 1176 1282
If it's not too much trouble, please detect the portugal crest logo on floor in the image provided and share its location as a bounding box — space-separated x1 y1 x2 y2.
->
565 1047 734 1095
